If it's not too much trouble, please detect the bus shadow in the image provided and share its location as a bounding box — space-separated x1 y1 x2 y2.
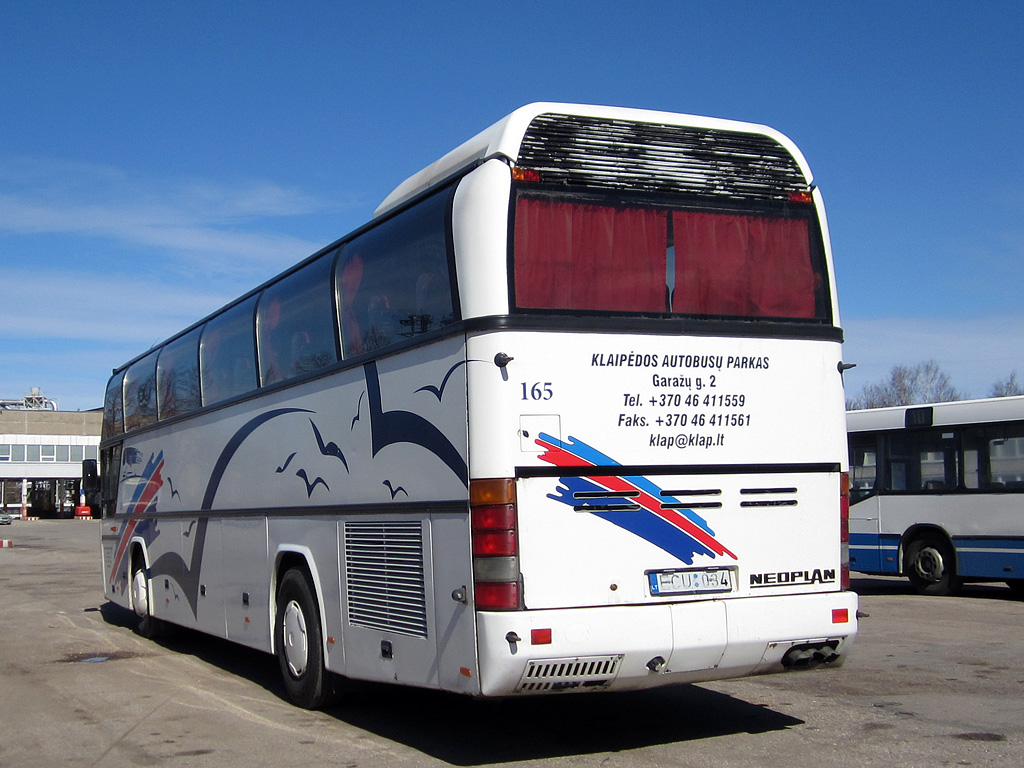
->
97 602 803 763
324 682 802 765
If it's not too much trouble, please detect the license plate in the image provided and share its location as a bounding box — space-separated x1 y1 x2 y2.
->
648 567 733 596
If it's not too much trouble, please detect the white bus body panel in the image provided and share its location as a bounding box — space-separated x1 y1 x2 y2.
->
101 336 481 690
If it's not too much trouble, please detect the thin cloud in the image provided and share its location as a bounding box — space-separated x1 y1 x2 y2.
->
842 314 1024 400
0 156 349 273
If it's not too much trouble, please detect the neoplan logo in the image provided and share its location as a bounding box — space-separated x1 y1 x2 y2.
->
749 569 836 588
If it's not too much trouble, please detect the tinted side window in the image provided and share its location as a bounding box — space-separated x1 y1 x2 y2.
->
157 327 202 419
103 373 125 439
123 351 158 431
201 296 258 406
336 189 455 358
257 252 338 385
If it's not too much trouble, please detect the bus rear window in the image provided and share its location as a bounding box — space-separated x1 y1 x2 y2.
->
513 194 828 322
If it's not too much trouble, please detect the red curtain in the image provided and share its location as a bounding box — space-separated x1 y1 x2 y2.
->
514 198 667 312
672 211 815 318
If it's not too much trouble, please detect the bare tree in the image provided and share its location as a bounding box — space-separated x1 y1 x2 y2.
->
847 360 965 410
991 371 1024 397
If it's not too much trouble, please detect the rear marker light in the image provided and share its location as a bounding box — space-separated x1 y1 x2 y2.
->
789 190 813 203
512 167 542 183
531 628 552 645
832 608 849 624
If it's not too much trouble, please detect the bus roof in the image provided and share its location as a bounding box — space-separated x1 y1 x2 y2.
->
847 395 1024 432
373 102 811 219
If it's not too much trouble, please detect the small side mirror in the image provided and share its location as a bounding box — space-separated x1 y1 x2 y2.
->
82 459 99 493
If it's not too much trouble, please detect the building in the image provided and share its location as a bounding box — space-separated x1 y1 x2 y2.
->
0 402 102 518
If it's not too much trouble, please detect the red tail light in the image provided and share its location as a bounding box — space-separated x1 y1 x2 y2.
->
840 472 851 590
470 478 520 610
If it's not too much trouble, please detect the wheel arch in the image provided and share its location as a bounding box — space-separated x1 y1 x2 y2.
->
899 524 957 573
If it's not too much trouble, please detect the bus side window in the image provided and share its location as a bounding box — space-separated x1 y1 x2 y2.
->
103 372 125 438
336 186 456 358
123 351 158 431
157 327 202 420
257 252 337 385
849 434 878 502
201 296 258 406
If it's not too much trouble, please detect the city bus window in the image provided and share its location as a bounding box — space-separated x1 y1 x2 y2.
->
336 189 455 358
157 327 202 419
201 295 258 406
849 435 878 502
123 351 159 431
257 252 337 386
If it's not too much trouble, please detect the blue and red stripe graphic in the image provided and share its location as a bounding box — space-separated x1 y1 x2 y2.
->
108 451 165 583
537 434 736 565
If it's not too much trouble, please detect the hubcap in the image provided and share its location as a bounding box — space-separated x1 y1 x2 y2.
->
282 600 308 677
131 569 149 618
913 546 944 582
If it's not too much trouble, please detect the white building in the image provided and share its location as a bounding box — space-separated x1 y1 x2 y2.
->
0 408 102 517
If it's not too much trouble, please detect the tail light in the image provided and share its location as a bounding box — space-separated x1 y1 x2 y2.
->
470 478 521 610
840 472 851 590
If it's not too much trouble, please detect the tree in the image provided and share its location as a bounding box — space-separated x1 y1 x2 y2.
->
990 371 1024 397
847 360 964 410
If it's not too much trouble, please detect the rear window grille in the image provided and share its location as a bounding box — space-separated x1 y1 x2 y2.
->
518 113 808 202
740 486 799 508
344 520 428 638
516 655 623 693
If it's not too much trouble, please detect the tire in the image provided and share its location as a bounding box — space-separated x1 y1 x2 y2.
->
130 559 166 638
904 533 960 596
275 568 334 709
1006 579 1024 599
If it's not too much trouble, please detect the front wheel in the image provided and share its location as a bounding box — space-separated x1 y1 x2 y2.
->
905 533 960 596
130 560 166 638
275 568 334 709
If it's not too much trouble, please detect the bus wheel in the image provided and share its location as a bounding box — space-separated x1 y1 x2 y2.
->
130 560 165 638
905 533 960 596
275 568 333 709
1006 580 1024 599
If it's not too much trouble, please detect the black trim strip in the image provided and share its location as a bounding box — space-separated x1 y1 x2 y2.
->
464 314 844 343
109 499 468 522
516 462 841 479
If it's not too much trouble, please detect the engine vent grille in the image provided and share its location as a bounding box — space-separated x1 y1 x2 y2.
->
344 520 428 638
518 113 808 202
516 655 623 693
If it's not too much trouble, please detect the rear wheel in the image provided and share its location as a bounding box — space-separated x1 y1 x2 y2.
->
905 533 960 596
275 568 333 709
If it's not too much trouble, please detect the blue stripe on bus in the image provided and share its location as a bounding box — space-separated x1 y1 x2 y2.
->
851 532 1024 580
952 537 1024 580
850 532 900 574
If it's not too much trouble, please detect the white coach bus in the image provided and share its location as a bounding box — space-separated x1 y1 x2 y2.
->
95 103 857 708
848 397 1024 596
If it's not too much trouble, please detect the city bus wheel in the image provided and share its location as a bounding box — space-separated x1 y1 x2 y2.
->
1006 579 1024 599
130 560 165 638
905 533 961 596
275 568 333 709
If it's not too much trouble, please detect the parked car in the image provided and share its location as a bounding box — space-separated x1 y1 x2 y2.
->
0 511 14 525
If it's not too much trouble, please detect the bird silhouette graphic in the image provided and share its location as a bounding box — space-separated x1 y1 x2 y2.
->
167 477 181 500
310 420 349 472
296 469 329 497
416 360 470 401
351 391 365 430
383 479 408 499
276 452 297 473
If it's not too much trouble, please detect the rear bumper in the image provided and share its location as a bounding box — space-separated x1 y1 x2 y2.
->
475 590 858 696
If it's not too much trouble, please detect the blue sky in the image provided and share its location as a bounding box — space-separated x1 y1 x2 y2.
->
2 1 1023 411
